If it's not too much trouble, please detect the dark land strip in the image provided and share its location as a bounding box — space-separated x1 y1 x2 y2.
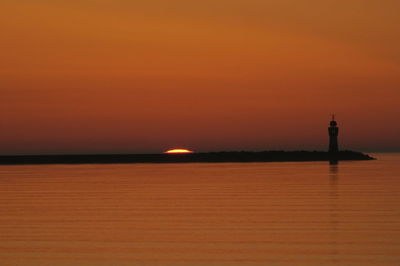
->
0 151 374 165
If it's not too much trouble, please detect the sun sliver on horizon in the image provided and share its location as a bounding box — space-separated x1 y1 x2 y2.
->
164 148 194 154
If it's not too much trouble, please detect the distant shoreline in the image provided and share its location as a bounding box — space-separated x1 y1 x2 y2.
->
0 151 375 165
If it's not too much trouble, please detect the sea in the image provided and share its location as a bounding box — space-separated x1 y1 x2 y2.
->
0 153 399 265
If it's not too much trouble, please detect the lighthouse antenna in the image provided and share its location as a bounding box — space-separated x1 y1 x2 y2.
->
331 114 335 121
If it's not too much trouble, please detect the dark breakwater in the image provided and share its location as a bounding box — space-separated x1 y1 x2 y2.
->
0 151 374 165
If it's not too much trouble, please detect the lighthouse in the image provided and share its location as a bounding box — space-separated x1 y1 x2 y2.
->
328 115 339 153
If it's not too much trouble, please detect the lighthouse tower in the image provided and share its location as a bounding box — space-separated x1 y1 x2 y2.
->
328 115 339 153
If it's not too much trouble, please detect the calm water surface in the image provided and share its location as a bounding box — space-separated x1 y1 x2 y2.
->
1 153 399 265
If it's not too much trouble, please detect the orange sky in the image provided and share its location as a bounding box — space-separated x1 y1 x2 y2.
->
1 0 400 154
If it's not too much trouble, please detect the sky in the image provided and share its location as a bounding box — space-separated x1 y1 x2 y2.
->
1 0 400 154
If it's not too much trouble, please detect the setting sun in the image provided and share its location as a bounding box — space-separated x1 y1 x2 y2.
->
164 149 194 154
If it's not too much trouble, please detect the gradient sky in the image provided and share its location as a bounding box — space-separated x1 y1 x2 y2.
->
1 0 400 154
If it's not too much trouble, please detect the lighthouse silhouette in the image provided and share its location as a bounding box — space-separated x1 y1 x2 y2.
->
328 115 339 153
